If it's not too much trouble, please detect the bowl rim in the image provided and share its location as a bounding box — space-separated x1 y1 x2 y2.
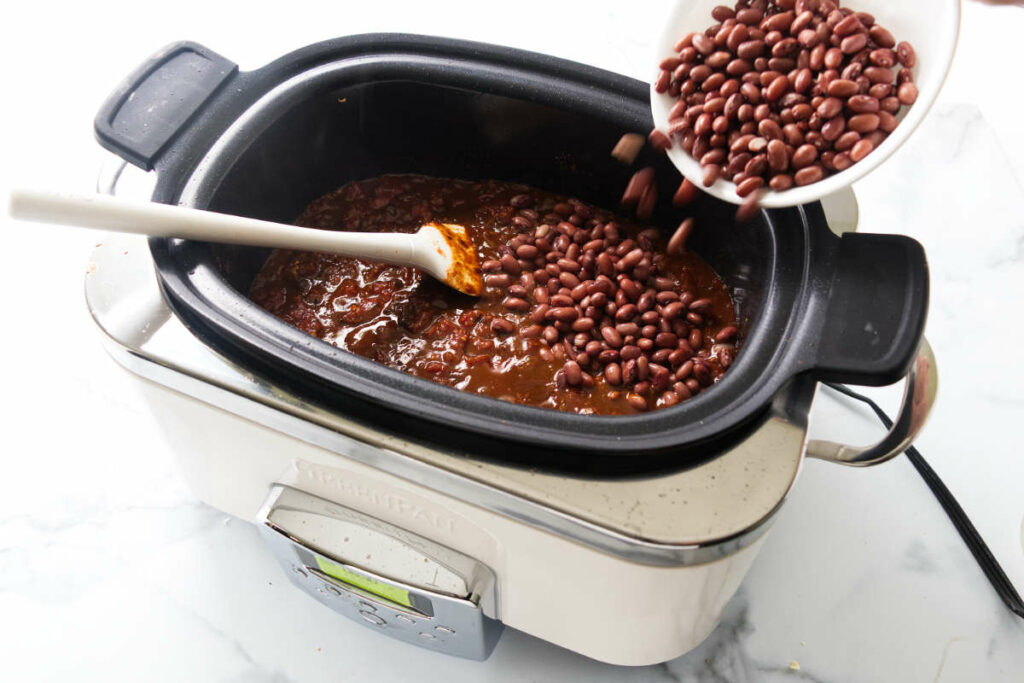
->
649 0 962 208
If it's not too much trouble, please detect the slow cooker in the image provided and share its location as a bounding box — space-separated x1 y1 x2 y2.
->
86 35 937 665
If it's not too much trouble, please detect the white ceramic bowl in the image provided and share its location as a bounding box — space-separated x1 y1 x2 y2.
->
651 0 960 207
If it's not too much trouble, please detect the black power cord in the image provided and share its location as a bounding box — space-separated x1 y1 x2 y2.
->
824 382 1024 619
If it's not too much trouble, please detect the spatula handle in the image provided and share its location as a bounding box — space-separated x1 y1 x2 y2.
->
7 188 417 263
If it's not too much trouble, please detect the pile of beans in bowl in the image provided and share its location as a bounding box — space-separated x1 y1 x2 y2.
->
653 0 918 206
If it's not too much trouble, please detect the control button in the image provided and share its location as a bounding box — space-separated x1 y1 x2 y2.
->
418 632 436 639
435 625 455 634
396 614 416 624
325 585 342 596
358 601 377 612
292 566 308 578
360 612 387 627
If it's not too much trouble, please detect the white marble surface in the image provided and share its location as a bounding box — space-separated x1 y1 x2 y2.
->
2 1 1024 681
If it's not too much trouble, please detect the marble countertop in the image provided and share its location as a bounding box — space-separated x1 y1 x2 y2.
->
1 1 1023 681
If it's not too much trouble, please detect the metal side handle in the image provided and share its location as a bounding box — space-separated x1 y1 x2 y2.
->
807 338 938 467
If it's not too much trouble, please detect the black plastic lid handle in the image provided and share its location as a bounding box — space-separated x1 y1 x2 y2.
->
94 41 237 171
814 232 929 386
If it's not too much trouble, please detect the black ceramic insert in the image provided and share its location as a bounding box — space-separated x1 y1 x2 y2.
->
95 35 928 469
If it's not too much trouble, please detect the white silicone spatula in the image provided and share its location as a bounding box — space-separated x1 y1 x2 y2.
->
7 188 484 296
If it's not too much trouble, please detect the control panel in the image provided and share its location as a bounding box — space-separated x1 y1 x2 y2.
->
257 485 503 660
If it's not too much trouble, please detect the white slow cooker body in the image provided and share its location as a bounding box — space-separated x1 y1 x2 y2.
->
137 378 768 666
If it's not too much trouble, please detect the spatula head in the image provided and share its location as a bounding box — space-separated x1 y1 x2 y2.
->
417 222 483 297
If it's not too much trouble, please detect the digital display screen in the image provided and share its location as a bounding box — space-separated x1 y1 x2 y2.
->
315 556 415 609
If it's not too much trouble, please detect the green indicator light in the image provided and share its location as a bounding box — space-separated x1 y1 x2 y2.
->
315 556 413 609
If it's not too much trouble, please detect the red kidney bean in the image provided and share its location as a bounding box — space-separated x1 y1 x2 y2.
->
745 154 769 177
529 303 549 323
794 165 824 185
621 167 654 208
626 393 648 411
654 332 678 349
863 66 894 84
868 83 891 99
840 32 867 54
711 5 735 22
727 23 750 51
833 14 863 37
605 362 622 385
514 244 537 259
558 272 580 288
689 298 712 313
897 82 919 106
485 273 511 288
821 115 845 142
668 218 695 255
689 328 704 350
878 110 898 133
672 179 699 207
503 296 530 312
490 318 515 335
618 345 640 361
896 41 916 68
736 175 765 197
621 358 638 385
715 325 738 343
817 97 844 118
850 138 874 162
765 75 790 101
693 362 713 387
780 123 802 146
562 360 582 386
848 113 880 133
826 79 858 97
745 135 770 152
834 131 861 152
735 191 761 222
635 355 650 382
869 48 896 68
500 253 521 275
847 95 880 114
727 152 752 176
549 306 579 322
572 317 595 332
601 326 623 348
765 139 788 171
869 25 896 48
880 96 901 114
702 164 722 187
792 143 818 169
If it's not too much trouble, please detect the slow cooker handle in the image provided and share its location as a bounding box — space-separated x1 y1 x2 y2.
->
806 337 937 467
813 232 929 386
94 42 237 171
